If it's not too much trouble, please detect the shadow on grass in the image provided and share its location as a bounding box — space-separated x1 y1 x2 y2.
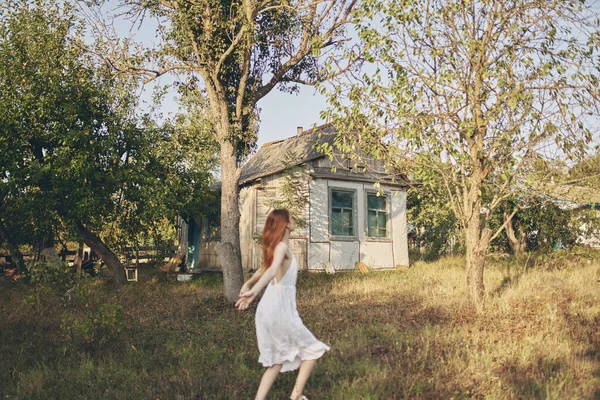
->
491 275 520 297
494 358 566 399
562 309 600 400
584 348 600 400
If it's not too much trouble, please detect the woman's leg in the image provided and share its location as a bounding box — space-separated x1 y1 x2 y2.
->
255 364 282 400
290 359 317 400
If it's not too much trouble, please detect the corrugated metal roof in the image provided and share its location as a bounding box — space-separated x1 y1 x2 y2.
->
239 124 337 185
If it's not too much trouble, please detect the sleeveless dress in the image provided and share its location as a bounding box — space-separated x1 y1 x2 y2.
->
255 255 330 372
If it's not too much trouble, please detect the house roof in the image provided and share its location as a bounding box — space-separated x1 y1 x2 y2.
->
538 183 600 205
239 124 338 185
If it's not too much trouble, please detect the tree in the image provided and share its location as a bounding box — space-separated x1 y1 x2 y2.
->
98 92 219 256
406 164 460 261
323 0 600 306
88 0 359 301
0 0 216 282
0 0 143 281
489 196 578 254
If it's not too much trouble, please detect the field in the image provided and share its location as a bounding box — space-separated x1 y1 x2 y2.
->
1 254 599 399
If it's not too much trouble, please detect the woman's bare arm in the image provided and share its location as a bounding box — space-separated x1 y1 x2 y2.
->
235 243 287 310
247 268 264 285
240 268 264 294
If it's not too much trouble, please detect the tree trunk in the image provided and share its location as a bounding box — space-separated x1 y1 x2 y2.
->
465 221 487 307
463 175 491 308
504 211 522 255
215 139 245 303
519 231 526 253
74 242 84 274
0 219 27 274
45 223 54 248
75 222 127 283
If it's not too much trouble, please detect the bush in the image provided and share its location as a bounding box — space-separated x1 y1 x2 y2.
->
532 246 600 271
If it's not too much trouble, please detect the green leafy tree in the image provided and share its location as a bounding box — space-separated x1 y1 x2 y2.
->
487 151 600 256
323 0 600 306
0 0 144 281
568 149 600 190
88 0 359 301
406 163 460 261
489 196 579 254
0 0 216 281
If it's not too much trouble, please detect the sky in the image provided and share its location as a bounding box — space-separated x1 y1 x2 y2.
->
96 1 328 148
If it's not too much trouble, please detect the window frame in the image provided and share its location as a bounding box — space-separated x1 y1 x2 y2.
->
328 187 358 241
365 190 391 241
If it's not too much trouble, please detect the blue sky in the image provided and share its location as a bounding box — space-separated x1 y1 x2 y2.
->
99 1 328 148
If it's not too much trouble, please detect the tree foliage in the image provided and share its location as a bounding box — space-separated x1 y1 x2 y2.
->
407 184 460 262
323 0 600 305
0 0 216 280
0 0 141 280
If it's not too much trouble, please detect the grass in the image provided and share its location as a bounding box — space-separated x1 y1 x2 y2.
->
1 254 599 399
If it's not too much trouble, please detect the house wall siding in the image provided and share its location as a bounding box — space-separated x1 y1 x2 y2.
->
391 190 409 267
241 167 311 271
309 178 329 243
308 177 408 270
199 164 409 272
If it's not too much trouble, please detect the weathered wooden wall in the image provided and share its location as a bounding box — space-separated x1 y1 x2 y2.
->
243 167 311 271
197 153 409 272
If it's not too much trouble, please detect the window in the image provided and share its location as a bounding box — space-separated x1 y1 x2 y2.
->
330 189 356 237
367 192 388 238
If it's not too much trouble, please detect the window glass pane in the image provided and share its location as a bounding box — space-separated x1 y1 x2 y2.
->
342 209 352 228
332 191 353 208
367 194 386 210
367 200 388 238
368 210 377 229
331 209 342 235
367 194 379 210
331 190 355 236
367 194 376 210
378 213 387 230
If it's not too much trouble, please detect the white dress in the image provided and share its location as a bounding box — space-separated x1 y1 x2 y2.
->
255 254 330 372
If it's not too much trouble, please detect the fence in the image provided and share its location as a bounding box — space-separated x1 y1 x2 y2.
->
0 245 178 267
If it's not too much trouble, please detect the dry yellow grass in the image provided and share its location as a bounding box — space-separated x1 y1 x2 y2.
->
0 254 599 399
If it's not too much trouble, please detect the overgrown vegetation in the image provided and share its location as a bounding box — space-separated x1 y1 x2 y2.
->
1 254 599 399
0 0 217 281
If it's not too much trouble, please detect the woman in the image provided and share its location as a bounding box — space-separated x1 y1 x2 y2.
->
235 209 329 400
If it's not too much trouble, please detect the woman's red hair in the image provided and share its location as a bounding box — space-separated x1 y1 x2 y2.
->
262 209 290 269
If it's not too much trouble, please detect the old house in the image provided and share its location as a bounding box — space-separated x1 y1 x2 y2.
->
187 124 410 272
543 184 600 249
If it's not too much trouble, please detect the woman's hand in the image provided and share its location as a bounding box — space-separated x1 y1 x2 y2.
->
239 282 251 296
235 291 257 311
